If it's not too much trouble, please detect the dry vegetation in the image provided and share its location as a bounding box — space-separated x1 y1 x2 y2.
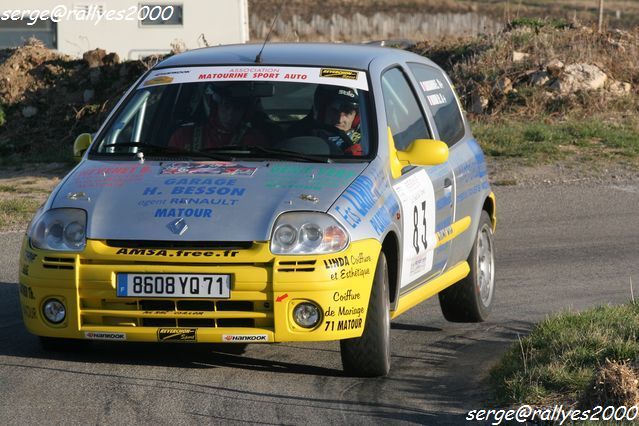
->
249 0 639 40
0 39 149 161
0 163 66 232
492 303 639 408
410 22 639 118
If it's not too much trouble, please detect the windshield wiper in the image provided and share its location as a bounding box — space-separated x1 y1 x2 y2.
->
203 145 331 163
98 142 230 161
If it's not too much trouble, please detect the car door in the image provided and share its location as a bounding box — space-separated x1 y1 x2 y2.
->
380 66 455 292
406 62 489 267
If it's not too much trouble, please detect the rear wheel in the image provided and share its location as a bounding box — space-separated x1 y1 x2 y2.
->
340 252 391 377
439 210 495 322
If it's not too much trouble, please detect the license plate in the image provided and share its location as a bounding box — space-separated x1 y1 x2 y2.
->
116 273 231 298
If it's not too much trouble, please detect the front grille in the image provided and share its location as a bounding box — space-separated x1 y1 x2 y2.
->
105 240 253 250
277 260 316 272
43 257 74 270
79 298 272 329
78 245 273 331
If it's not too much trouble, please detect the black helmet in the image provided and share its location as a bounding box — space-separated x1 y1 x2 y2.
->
313 85 359 121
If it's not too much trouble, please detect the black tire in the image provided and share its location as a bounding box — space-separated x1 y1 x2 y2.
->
39 336 90 352
340 252 391 377
439 210 495 322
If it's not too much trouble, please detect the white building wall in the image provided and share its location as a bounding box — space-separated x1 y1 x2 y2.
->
13 0 248 59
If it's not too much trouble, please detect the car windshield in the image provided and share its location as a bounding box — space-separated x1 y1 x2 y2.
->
93 66 372 161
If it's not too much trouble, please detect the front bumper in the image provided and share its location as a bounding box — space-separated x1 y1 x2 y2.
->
19 237 380 344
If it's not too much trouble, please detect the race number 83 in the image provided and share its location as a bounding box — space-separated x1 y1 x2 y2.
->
413 200 427 254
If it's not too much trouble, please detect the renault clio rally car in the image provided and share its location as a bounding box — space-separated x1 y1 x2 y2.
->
19 43 496 377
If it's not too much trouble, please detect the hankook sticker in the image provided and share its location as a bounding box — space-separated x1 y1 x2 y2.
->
85 332 127 341
222 334 268 342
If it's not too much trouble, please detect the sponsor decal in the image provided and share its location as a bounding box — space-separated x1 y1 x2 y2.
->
324 288 367 332
333 164 388 229
324 255 350 270
325 252 373 281
333 290 360 302
222 334 268 342
140 177 247 218
419 79 444 92
22 305 36 319
338 306 365 317
339 267 370 280
84 331 127 341
142 177 246 199
155 208 211 219
24 250 37 262
144 76 174 86
457 181 490 203
156 70 192 76
266 164 358 190
436 225 454 242
19 284 35 299
139 66 368 91
114 248 239 257
73 164 150 188
427 93 447 106
158 328 197 342
160 162 257 176
320 68 358 80
370 196 400 236
137 197 240 208
334 175 378 228
324 318 363 331
337 318 363 330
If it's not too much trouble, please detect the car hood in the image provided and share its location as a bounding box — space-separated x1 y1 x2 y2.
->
53 160 367 242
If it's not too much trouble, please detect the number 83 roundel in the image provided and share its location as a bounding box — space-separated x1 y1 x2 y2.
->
393 169 437 288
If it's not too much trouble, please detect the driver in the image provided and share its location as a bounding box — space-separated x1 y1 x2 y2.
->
287 85 363 156
168 84 267 150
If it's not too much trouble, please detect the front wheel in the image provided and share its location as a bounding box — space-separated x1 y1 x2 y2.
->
439 210 495 322
340 252 391 377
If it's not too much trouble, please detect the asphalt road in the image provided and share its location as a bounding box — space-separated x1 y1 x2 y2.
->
1 181 637 425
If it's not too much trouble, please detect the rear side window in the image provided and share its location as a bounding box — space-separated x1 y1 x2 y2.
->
381 67 431 151
408 63 465 146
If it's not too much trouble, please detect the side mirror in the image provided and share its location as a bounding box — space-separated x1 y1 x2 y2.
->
73 133 92 162
396 139 449 166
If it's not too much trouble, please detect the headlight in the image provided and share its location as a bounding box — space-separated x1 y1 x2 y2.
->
270 212 349 255
29 208 87 251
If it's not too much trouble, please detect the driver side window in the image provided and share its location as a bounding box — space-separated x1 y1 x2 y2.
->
381 67 431 151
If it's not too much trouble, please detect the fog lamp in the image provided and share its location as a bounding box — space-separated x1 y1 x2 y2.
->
293 302 321 329
42 298 66 324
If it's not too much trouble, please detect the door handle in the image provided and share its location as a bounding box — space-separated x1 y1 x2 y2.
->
444 178 453 188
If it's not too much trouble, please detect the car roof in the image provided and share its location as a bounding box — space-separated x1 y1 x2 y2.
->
156 42 438 71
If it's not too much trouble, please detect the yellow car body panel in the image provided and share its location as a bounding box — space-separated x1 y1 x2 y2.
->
19 237 381 343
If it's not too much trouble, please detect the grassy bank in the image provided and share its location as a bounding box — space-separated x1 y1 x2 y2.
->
473 118 639 161
0 198 41 232
491 302 639 406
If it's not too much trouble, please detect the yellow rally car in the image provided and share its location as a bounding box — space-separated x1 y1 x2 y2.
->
19 43 495 376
